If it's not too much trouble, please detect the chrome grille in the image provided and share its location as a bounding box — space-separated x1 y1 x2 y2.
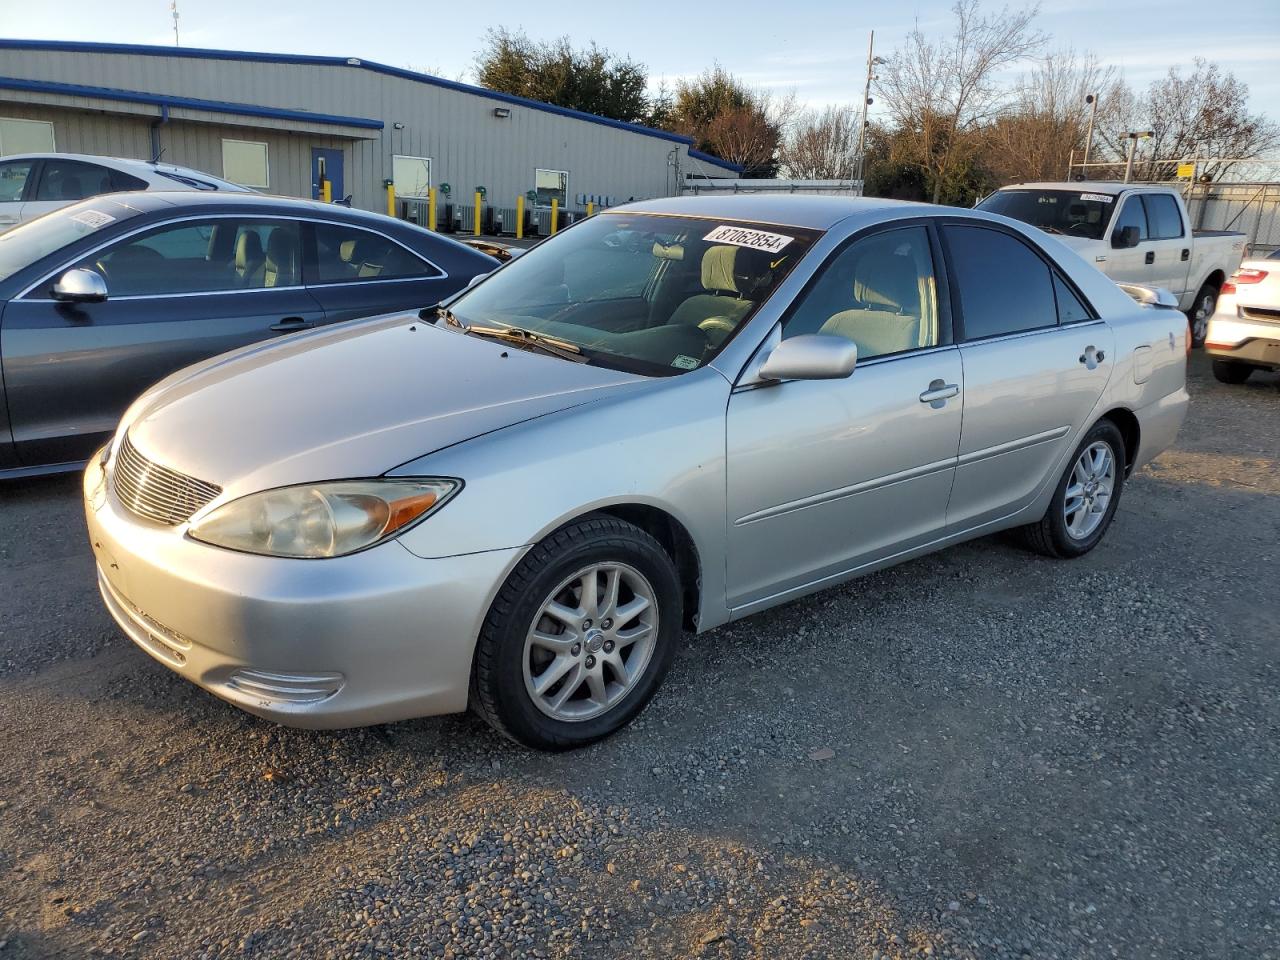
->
112 434 222 525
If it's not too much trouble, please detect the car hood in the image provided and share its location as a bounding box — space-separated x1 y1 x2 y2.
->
123 314 647 496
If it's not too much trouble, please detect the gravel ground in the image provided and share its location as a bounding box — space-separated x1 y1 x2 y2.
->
1 352 1277 959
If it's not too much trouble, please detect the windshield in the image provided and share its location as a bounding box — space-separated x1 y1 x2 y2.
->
0 198 142 283
977 189 1117 241
447 213 820 375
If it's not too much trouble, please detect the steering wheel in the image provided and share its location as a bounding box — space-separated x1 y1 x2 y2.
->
1067 221 1094 235
697 317 737 339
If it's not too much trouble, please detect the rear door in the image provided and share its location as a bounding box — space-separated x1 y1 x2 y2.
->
0 158 38 231
2 215 325 466
940 222 1114 531
1141 192 1192 299
302 219 455 322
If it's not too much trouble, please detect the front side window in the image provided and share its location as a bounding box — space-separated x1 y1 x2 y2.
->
0 159 34 203
1112 197 1148 242
782 226 940 360
976 189 1116 241
35 160 119 202
1142 194 1184 240
311 222 441 283
448 213 820 375
945 225 1057 340
222 139 270 188
76 218 301 296
534 168 568 207
392 156 432 200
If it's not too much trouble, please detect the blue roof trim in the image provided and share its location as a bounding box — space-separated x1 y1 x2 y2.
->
688 148 742 173
0 75 384 130
0 38 694 146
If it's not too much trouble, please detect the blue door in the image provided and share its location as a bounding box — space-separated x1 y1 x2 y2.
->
311 148 344 202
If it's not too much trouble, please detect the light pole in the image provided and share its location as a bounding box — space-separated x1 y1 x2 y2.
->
855 33 886 195
1123 130 1154 183
1082 93 1098 171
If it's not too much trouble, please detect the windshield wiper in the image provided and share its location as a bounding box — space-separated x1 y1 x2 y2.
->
454 320 587 363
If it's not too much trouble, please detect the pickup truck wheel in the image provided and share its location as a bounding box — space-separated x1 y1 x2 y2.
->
1020 420 1126 559
469 516 681 751
1211 359 1253 384
1188 283 1219 346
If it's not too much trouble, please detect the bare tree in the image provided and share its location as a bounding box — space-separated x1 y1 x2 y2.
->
875 0 1047 202
779 105 861 179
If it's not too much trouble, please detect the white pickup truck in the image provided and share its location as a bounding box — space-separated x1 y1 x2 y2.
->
977 182 1247 343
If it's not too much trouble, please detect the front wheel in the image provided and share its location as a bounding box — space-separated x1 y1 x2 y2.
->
1020 420 1126 559
1188 282 1219 346
470 516 682 750
1211 359 1253 384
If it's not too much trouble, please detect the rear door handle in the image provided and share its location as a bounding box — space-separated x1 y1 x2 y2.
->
270 317 314 332
1144 251 1155 265
919 380 960 406
1181 248 1190 261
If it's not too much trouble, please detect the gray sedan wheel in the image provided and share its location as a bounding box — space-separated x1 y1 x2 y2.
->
470 516 681 750
1020 419 1126 559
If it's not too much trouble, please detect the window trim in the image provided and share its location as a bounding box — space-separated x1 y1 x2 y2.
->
391 154 433 201
533 167 569 208
18 213 448 301
938 219 1098 344
304 219 444 286
773 217 957 361
221 138 270 189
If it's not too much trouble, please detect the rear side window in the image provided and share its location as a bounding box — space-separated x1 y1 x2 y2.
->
1112 197 1148 241
311 222 441 283
1053 274 1092 324
0 159 34 202
35 160 119 202
1142 194 1184 240
944 225 1057 340
110 169 149 192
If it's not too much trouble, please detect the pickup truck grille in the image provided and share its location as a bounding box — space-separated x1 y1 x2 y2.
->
112 434 222 525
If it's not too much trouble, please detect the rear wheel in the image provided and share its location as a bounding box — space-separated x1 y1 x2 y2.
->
1020 420 1126 559
1211 359 1253 384
470 516 681 750
1188 282 1219 346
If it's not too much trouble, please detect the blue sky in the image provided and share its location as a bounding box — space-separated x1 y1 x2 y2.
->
5 0 1278 118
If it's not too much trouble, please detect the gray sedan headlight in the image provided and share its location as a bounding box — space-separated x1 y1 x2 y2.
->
188 479 459 558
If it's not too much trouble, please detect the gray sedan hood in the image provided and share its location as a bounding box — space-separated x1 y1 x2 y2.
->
125 314 645 496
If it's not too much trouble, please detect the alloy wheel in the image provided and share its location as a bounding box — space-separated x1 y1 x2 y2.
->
1063 441 1116 540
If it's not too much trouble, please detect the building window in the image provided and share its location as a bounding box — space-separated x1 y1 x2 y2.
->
392 155 432 200
535 168 568 207
222 139 270 188
0 117 55 154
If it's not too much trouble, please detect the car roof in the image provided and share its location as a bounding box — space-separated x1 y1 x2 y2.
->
612 195 925 231
104 189 410 225
997 181 1172 195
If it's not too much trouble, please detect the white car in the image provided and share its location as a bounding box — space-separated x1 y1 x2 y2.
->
0 153 253 230
1204 250 1280 383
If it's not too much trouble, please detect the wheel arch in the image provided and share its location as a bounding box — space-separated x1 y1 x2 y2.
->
1099 407 1140 475
1201 268 1226 292
587 504 703 632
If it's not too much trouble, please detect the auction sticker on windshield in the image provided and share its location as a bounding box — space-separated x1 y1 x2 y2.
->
703 225 794 254
70 210 117 230
1080 193 1114 203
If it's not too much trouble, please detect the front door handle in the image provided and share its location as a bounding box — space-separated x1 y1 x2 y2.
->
270 316 314 332
919 380 960 406
1144 250 1155 265
1079 345 1106 369
1181 248 1190 261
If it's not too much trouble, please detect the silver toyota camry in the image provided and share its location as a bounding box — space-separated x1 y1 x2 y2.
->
84 196 1190 749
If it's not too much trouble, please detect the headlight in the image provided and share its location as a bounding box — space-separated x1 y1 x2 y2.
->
188 479 459 558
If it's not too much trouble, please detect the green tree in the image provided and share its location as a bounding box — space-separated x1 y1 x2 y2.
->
671 66 787 178
474 28 653 124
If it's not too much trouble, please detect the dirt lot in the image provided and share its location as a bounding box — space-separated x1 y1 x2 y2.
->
0 353 1276 960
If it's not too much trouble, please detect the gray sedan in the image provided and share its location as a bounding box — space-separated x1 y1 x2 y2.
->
84 196 1190 749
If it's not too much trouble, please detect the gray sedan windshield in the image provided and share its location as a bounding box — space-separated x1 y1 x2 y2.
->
448 213 820 375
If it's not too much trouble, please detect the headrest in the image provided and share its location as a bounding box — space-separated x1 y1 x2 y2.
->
266 228 298 265
349 236 386 265
701 245 739 294
653 241 684 261
59 175 83 199
235 231 264 269
853 246 919 314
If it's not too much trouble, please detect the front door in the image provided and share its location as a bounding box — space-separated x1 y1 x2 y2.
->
311 148 344 202
2 216 326 466
725 223 963 610
939 222 1114 531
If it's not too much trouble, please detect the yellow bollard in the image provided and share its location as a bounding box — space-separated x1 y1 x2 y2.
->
516 195 524 240
321 178 331 203
428 188 437 232
385 182 396 218
586 201 594 217
474 191 482 236
550 198 558 235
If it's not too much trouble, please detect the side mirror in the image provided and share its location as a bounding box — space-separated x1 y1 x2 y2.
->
1111 225 1140 249
758 334 858 381
1116 282 1179 309
52 268 108 303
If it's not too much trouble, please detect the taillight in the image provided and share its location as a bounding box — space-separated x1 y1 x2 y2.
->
1226 269 1269 294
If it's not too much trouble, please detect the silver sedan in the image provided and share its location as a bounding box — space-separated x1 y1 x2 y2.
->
84 196 1190 749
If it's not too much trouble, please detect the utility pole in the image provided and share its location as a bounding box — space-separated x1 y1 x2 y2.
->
1123 130 1154 183
171 1 180 46
855 31 883 196
1082 93 1098 172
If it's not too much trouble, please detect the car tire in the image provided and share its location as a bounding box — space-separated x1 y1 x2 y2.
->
1020 419 1126 560
1211 359 1252 384
1188 282 1219 346
469 515 682 750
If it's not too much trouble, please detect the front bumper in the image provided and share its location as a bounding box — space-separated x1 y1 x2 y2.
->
84 463 523 728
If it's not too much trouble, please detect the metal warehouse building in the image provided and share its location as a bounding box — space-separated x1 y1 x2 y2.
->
0 38 738 227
